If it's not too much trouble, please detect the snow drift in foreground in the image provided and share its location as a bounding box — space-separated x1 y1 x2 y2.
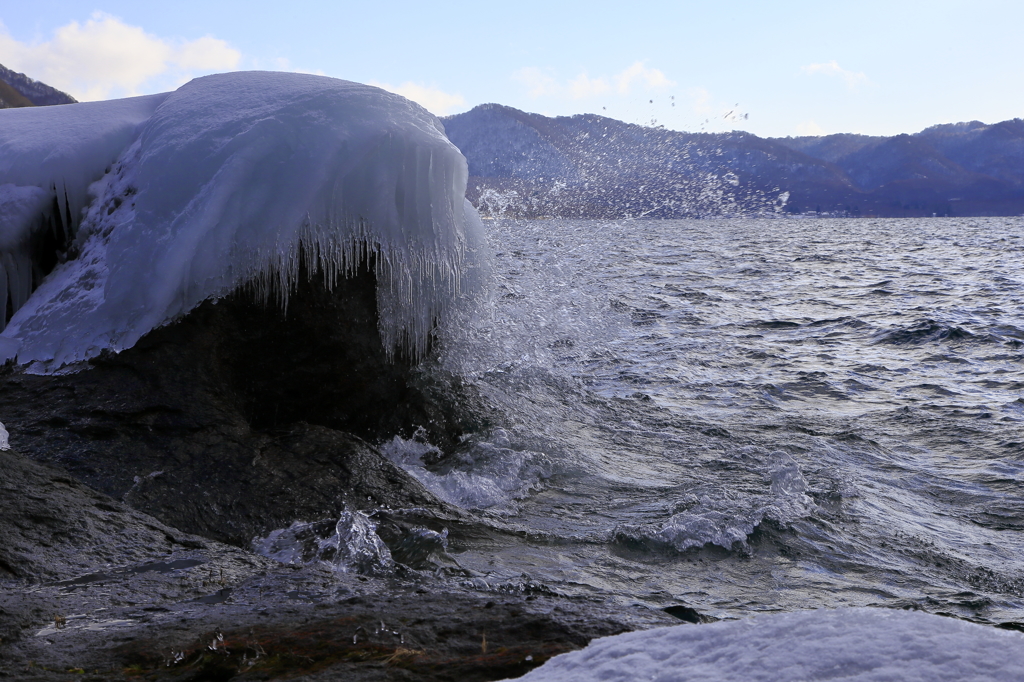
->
0 71 480 369
509 608 1024 682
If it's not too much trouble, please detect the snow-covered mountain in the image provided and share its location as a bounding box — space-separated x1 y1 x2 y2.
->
0 63 77 108
444 104 1024 217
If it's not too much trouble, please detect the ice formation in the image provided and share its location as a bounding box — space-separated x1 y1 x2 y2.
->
0 71 480 369
0 94 168 336
510 608 1024 682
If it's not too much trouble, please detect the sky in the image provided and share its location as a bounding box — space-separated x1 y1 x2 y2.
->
1 1 1022 138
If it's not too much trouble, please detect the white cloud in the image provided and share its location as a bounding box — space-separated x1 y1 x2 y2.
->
796 120 825 136
172 35 239 71
569 72 610 99
689 87 714 116
801 60 869 90
258 57 326 77
0 13 240 101
615 61 674 94
370 81 466 116
512 67 560 98
515 61 675 100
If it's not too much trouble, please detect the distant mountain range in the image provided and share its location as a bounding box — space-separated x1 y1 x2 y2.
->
1 64 1019 218
444 105 1024 218
0 63 77 108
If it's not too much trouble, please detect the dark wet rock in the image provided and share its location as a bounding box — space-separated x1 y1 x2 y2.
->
0 447 272 646
113 422 459 546
1 563 677 681
0 266 491 546
0 448 201 583
0 445 678 681
662 604 718 624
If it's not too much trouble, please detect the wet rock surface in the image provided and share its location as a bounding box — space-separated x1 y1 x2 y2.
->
0 445 677 681
0 446 272 645
3 573 675 681
0 266 491 546
0 448 252 584
0 265 676 681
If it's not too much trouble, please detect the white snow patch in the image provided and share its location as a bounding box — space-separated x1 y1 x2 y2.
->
0 93 168 221
0 95 167 330
508 607 1024 682
0 71 480 369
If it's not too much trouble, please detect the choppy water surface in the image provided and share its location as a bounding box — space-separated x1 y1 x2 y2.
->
400 217 1024 623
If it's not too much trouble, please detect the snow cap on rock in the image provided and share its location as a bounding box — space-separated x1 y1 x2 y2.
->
0 71 481 371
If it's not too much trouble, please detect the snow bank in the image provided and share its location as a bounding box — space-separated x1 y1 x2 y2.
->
0 94 167 332
510 608 1024 682
0 71 478 369
0 94 167 223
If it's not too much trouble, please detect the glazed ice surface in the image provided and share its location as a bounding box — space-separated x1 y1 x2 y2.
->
0 72 481 368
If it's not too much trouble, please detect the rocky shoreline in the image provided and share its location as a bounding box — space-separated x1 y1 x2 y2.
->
0 444 679 682
0 270 683 680
0 267 486 545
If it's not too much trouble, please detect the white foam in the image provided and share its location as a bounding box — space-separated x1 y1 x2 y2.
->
617 449 811 552
510 608 1024 682
379 428 553 513
253 512 393 575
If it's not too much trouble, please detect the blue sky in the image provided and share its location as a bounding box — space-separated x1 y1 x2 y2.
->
1 1 1022 138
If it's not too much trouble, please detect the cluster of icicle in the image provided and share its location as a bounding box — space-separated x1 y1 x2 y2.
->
0 184 56 322
0 71 482 370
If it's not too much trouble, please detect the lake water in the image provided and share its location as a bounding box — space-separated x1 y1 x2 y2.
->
377 216 1024 625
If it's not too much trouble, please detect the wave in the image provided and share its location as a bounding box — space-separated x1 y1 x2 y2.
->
871 318 995 345
612 450 812 553
253 509 454 574
253 512 394 575
379 428 554 514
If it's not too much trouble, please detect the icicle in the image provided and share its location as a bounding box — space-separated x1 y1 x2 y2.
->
0 260 7 328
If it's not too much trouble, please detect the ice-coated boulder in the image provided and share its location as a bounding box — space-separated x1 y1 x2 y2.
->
0 71 482 370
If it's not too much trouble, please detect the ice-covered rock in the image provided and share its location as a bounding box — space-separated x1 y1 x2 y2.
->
0 94 167 333
0 184 50 321
0 93 167 227
0 71 480 369
509 607 1024 682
